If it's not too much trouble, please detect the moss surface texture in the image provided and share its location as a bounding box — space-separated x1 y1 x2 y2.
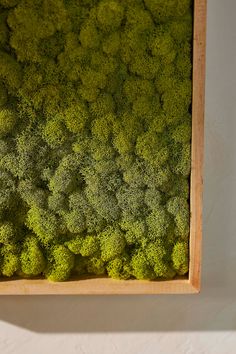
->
0 0 193 281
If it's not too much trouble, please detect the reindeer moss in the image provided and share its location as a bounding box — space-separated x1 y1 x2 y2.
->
0 0 192 281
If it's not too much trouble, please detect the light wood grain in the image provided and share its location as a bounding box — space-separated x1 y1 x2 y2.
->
189 0 207 293
0 0 207 295
0 277 198 295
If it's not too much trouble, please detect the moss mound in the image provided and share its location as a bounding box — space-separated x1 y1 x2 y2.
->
0 0 192 281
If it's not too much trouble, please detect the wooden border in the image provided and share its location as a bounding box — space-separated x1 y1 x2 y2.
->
189 0 206 293
0 0 206 295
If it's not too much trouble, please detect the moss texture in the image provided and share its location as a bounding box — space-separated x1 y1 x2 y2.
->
0 0 192 281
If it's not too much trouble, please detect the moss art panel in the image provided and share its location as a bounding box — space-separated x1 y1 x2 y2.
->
0 0 193 281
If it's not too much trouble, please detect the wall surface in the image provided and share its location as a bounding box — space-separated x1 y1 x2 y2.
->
0 1 236 353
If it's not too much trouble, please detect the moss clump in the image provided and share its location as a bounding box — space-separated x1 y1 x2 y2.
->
20 235 46 276
172 241 189 275
97 0 124 32
0 244 20 277
0 0 193 281
0 222 15 244
100 226 126 262
46 245 75 282
0 109 16 136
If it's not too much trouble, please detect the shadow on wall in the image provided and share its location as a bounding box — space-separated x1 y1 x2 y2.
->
0 0 236 333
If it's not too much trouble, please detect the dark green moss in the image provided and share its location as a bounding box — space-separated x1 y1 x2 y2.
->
0 0 192 281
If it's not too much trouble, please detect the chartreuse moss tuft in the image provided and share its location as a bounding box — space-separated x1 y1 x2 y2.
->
20 235 46 276
0 0 193 281
1 244 20 277
45 245 75 282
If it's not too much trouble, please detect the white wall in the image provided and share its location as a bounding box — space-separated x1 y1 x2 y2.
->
0 1 236 353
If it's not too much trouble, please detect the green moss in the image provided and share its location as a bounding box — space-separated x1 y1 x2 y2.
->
171 120 192 144
0 0 19 7
63 102 89 133
0 244 20 277
0 51 22 91
167 196 190 238
144 0 191 22
20 235 46 276
120 216 146 245
136 131 169 167
49 154 81 194
64 210 86 234
116 185 145 217
0 83 8 107
100 226 126 262
150 29 176 63
97 0 124 32
7 0 69 62
26 207 60 246
18 180 47 209
1 254 18 276
171 143 191 176
162 79 192 122
146 207 171 240
46 245 75 281
129 54 159 80
172 241 189 275
145 188 162 211
79 20 100 49
131 249 155 280
91 114 114 143
80 69 107 90
0 0 193 281
65 235 84 254
87 257 105 275
80 235 99 257
107 254 131 280
0 109 16 136
90 93 115 117
42 118 67 146
0 222 15 244
73 254 87 275
0 169 16 212
102 32 120 56
123 78 155 103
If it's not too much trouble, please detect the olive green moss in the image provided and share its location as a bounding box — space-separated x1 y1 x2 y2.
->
0 0 193 281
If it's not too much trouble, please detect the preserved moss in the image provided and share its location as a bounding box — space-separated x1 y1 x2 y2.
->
0 0 192 281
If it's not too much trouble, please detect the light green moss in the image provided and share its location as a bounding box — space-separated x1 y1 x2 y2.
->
107 254 131 280
46 245 75 281
42 118 67 146
26 207 60 245
0 244 20 277
146 207 171 240
63 103 89 134
80 235 100 257
1 253 20 277
20 235 46 276
100 226 126 262
172 241 189 275
131 250 155 280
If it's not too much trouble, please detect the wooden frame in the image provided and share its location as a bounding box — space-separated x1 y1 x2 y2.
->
0 0 206 295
